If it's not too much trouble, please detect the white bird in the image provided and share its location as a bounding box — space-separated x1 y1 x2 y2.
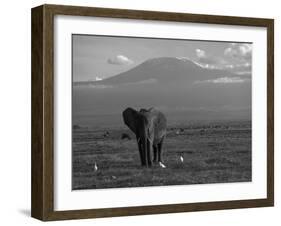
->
159 162 166 168
94 162 98 171
180 156 184 162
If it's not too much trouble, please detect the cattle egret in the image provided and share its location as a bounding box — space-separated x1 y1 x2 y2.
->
94 162 98 171
159 162 166 168
180 156 184 162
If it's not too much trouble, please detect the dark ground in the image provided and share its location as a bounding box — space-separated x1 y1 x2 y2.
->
72 120 251 190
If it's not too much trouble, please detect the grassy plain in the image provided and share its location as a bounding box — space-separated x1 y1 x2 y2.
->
72 120 251 190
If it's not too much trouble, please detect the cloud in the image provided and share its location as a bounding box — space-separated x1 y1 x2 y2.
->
186 46 252 73
107 55 134 65
195 49 224 65
95 76 103 81
90 84 113 89
194 76 249 84
196 49 206 58
136 78 158 84
211 77 246 83
123 78 158 86
224 43 252 60
91 78 157 89
193 59 251 72
234 71 251 76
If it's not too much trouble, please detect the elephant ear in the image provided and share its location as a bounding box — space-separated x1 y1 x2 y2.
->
122 108 138 134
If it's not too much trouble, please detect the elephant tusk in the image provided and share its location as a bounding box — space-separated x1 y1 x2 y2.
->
137 137 152 144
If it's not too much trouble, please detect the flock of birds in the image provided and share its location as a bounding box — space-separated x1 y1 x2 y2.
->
92 155 184 172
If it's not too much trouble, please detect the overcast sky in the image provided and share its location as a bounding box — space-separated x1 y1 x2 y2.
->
72 35 252 82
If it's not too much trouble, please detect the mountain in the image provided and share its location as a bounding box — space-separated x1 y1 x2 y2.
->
73 57 251 126
74 57 240 86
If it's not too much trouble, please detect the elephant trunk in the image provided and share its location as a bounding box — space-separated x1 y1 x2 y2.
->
141 135 147 166
140 130 152 167
139 117 150 167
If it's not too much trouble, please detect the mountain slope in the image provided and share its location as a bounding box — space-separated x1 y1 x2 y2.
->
74 57 239 86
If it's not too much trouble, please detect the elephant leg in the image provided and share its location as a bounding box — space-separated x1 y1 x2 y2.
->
157 139 163 163
153 145 158 163
137 139 145 166
146 139 152 167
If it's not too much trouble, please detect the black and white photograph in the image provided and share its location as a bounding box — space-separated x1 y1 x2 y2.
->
72 35 252 190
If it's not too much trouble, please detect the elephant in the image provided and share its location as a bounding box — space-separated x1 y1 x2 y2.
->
122 107 167 167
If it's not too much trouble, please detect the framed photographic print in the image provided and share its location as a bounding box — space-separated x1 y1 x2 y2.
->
31 4 274 221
